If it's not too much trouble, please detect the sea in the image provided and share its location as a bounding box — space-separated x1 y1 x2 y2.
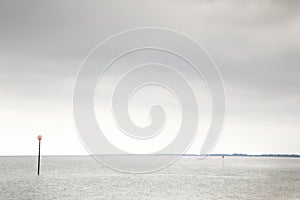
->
0 156 299 200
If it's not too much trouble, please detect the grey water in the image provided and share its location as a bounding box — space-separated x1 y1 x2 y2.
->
0 156 299 200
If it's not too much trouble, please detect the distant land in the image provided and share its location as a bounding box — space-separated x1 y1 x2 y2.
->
187 153 300 158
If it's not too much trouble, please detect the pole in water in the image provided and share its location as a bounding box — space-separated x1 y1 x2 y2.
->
37 135 42 175
222 155 225 169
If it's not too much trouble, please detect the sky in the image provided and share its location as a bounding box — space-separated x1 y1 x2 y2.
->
0 0 299 155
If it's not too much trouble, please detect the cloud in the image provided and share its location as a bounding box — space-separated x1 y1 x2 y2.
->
0 0 299 154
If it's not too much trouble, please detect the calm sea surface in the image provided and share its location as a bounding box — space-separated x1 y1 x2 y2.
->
0 156 299 200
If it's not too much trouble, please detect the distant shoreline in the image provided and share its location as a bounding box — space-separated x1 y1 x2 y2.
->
1 154 299 158
200 153 300 158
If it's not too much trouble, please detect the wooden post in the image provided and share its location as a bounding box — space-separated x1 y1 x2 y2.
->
37 135 42 175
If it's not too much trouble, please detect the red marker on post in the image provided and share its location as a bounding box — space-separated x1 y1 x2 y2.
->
37 135 42 175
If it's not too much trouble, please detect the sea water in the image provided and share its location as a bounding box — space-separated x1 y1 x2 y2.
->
0 156 299 200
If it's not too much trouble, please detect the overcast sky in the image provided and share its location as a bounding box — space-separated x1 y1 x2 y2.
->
0 0 299 155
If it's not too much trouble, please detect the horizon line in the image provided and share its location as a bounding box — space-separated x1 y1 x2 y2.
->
1 153 299 158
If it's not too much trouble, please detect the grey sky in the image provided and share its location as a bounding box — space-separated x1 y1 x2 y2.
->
0 0 299 155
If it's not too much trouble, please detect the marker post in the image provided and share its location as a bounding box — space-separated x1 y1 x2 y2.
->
37 135 42 175
222 155 225 169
